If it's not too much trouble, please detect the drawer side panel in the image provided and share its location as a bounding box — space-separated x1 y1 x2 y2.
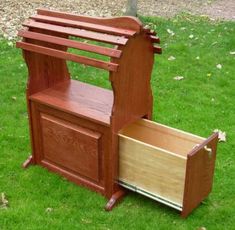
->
118 135 186 206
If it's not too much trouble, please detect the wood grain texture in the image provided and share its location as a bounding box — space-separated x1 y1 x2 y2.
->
30 15 136 37
119 121 219 213
41 113 101 182
22 29 70 96
21 28 71 168
16 42 118 72
18 30 122 58
105 189 126 211
23 20 128 45
110 33 154 133
118 134 186 206
37 8 142 32
119 119 205 157
18 9 163 210
41 159 105 195
181 132 219 218
30 102 110 195
106 30 155 199
18 10 218 216
30 80 113 126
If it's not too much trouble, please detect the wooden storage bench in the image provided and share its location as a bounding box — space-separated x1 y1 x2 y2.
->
28 80 113 194
118 119 218 217
17 8 218 218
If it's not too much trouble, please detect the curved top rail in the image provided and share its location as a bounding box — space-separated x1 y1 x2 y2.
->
37 8 143 33
17 9 161 73
30 15 137 37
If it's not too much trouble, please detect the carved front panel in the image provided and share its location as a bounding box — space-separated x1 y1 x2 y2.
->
40 113 101 182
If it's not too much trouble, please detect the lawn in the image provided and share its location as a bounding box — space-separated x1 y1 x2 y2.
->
0 14 235 229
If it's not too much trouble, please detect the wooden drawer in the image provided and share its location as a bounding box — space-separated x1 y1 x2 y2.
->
118 119 218 217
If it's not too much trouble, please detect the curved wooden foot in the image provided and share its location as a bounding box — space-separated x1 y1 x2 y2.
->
105 189 126 211
22 155 34 168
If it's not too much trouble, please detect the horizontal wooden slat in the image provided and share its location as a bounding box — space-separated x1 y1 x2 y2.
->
37 8 142 32
30 15 136 37
153 46 162 54
18 30 122 58
23 20 128 45
149 30 156 36
144 29 157 36
16 42 118 72
150 35 160 44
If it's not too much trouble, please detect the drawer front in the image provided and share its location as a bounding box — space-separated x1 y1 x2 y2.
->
119 135 186 209
182 132 218 217
41 113 101 182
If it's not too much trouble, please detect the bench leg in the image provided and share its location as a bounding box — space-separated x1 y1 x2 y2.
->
105 189 126 211
22 155 34 168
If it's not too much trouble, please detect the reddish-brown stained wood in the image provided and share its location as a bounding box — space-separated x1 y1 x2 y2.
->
110 35 154 132
150 35 160 44
21 28 71 170
181 132 219 218
144 29 157 36
18 30 122 58
37 8 142 32
30 80 113 126
105 189 126 211
22 30 71 93
153 46 162 54
30 102 111 196
23 20 128 45
17 9 164 212
16 42 118 72
17 10 219 217
41 159 105 194
105 33 155 198
41 113 101 182
30 15 136 37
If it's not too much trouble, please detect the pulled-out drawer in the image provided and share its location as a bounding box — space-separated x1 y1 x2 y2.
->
118 119 218 217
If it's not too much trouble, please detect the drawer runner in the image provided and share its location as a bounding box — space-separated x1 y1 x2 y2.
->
118 180 183 211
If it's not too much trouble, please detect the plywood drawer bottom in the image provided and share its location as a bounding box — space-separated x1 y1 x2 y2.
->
118 119 218 217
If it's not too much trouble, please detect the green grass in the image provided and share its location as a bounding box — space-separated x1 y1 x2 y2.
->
0 14 235 229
